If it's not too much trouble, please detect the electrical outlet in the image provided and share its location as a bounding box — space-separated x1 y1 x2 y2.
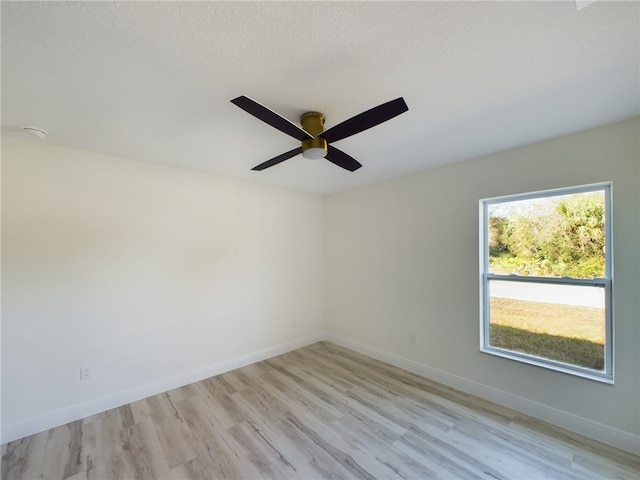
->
409 334 416 345
80 365 94 381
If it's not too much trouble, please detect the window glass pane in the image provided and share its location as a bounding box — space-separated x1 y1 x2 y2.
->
488 191 606 279
488 279 605 371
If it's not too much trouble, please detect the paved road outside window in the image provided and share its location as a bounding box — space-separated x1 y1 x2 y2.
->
490 281 604 308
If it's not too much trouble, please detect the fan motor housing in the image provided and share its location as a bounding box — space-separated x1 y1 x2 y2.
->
301 112 328 159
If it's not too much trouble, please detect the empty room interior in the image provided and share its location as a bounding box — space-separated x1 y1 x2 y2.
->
1 1 639 479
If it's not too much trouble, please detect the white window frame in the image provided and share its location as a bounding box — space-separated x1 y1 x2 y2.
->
479 182 613 383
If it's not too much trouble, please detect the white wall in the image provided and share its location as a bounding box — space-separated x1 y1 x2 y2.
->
1 137 324 436
325 118 640 440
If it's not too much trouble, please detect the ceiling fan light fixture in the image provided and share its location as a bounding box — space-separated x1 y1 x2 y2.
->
300 111 328 159
301 138 328 159
301 147 327 160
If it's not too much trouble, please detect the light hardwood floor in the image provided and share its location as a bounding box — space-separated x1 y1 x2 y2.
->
2 342 639 479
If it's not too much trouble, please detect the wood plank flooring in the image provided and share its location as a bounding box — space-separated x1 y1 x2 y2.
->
2 341 639 479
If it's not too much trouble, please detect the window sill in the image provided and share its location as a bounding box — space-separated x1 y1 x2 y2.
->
480 345 614 384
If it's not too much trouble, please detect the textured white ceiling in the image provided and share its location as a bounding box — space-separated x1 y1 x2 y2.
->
2 1 638 193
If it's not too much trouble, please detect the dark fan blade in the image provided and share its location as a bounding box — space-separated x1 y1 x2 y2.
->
231 96 312 141
251 147 302 171
325 145 362 172
320 97 408 143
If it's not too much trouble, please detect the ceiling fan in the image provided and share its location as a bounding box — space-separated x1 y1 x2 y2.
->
231 96 408 172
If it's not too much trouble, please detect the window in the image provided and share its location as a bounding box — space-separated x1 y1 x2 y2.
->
480 183 613 382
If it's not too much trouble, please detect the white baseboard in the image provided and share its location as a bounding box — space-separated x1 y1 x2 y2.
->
325 334 640 456
1 332 325 444
4 332 639 456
